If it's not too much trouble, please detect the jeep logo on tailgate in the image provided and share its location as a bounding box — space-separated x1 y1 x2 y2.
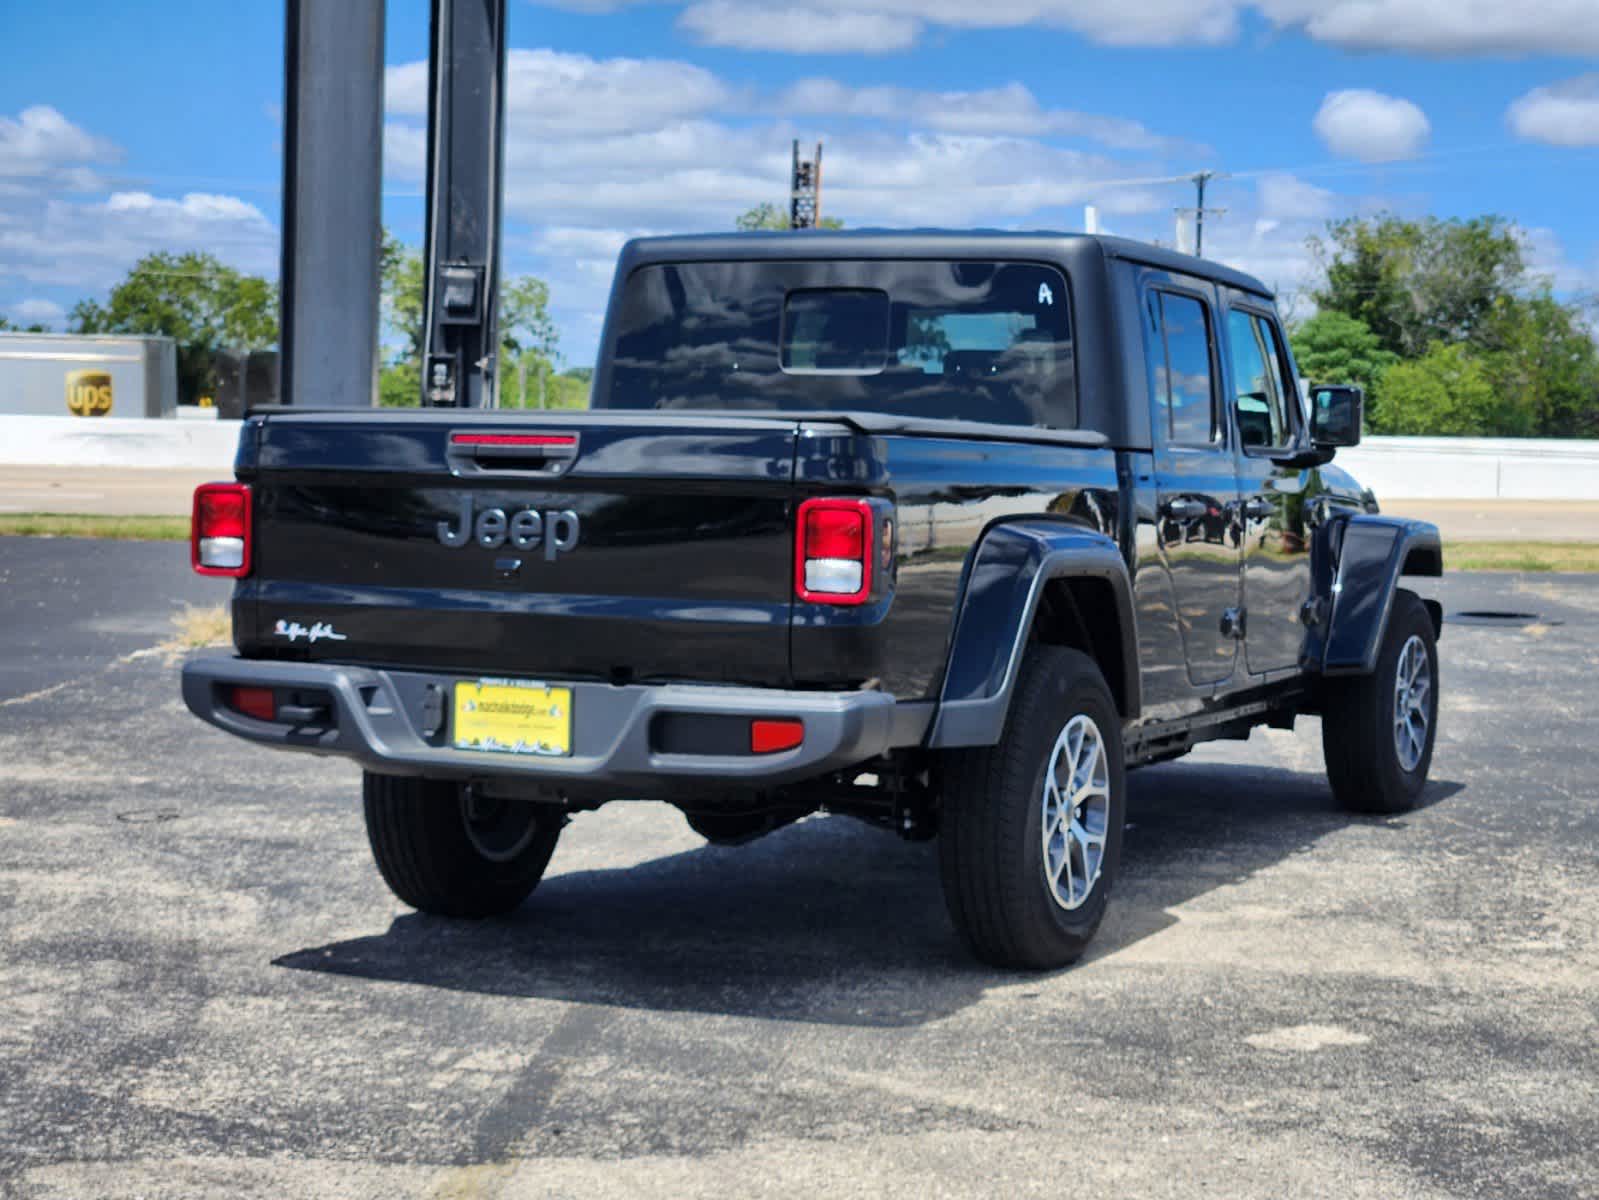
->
437 497 580 560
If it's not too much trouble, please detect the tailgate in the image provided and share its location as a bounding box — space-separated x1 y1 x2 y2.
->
237 412 799 687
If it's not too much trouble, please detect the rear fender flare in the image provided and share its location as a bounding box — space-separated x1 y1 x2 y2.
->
929 520 1140 748
1320 515 1443 676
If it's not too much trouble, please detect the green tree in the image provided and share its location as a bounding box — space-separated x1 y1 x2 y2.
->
1478 292 1599 437
735 202 844 231
0 316 49 333
70 251 277 404
380 230 426 364
1310 215 1525 359
1289 311 1398 405
1372 343 1499 436
1308 212 1599 436
378 360 420 409
377 231 561 408
498 360 591 410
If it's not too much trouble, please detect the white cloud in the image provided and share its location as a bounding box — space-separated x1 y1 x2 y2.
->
0 191 277 290
1256 173 1336 221
0 106 118 176
1507 75 1599 148
0 102 277 302
1259 0 1599 57
679 2 919 52
774 78 1195 152
102 191 271 225
0 105 119 191
1312 90 1430 163
657 0 1599 56
380 47 1192 234
677 0 1237 52
532 226 649 264
7 297 66 324
1519 226 1598 295
373 43 1262 363
387 48 728 135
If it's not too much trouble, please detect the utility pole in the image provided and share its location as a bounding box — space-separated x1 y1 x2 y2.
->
279 0 385 406
1176 170 1226 258
790 140 823 229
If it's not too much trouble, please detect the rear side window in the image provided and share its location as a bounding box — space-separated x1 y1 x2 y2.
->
1146 291 1218 446
604 260 1077 428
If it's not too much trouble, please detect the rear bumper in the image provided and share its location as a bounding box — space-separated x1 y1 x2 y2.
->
180 655 926 792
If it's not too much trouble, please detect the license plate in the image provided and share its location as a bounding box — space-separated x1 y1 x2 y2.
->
453 679 572 757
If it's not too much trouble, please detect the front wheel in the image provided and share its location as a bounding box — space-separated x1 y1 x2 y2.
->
1322 588 1440 814
938 645 1126 970
363 773 562 917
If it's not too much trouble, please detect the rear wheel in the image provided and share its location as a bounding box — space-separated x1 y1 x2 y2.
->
362 773 562 917
938 646 1126 970
1322 588 1439 814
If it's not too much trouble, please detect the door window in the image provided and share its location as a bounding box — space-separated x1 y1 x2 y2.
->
1227 310 1292 449
1146 291 1218 446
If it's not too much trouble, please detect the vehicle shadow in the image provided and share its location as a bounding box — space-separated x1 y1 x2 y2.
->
276 765 1463 1028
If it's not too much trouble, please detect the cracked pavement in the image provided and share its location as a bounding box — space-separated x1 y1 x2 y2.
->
2 538 1596 1198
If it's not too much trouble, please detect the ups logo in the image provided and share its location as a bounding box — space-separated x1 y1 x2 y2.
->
66 370 113 417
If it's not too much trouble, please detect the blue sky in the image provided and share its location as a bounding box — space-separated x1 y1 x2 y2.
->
3 0 1597 365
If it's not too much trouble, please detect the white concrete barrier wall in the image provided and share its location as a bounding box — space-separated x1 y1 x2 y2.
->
1 415 1596 500
0 415 243 469
1335 437 1599 501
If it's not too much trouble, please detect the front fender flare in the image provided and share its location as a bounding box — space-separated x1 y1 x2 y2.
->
929 520 1139 748
1320 515 1443 676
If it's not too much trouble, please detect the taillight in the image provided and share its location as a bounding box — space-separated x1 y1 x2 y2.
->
795 497 873 605
449 432 577 448
192 482 252 577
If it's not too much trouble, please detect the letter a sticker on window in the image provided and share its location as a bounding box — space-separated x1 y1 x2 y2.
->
1038 283 1054 307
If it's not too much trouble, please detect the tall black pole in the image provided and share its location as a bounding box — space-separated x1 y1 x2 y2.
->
279 0 385 407
420 0 508 408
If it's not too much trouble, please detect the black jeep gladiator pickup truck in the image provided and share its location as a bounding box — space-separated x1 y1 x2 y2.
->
183 232 1442 969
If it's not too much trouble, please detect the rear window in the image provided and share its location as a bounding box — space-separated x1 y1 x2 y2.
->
602 260 1076 427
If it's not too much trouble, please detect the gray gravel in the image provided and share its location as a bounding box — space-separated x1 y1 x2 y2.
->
2 539 1596 1198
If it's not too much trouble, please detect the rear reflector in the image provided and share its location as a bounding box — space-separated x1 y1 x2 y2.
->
751 718 805 754
795 497 873 605
192 483 252 577
228 686 276 722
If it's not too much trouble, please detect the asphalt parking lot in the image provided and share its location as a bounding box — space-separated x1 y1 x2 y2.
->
2 538 1597 1199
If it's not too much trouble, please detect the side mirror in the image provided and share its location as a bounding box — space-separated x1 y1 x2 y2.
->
1309 384 1363 449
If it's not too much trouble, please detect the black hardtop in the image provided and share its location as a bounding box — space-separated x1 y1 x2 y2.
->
613 229 1274 300
598 229 1273 452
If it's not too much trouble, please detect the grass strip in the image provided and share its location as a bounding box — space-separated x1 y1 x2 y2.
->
0 513 189 540
1447 542 1599 572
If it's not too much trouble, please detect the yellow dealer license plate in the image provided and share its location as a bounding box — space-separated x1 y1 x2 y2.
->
453 679 572 757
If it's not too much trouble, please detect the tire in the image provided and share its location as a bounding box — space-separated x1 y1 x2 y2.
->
1322 588 1439 814
938 645 1127 970
362 772 562 917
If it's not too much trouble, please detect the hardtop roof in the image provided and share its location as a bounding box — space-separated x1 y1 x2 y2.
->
615 229 1275 300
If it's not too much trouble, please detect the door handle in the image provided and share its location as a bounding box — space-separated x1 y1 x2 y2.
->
1162 498 1210 520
